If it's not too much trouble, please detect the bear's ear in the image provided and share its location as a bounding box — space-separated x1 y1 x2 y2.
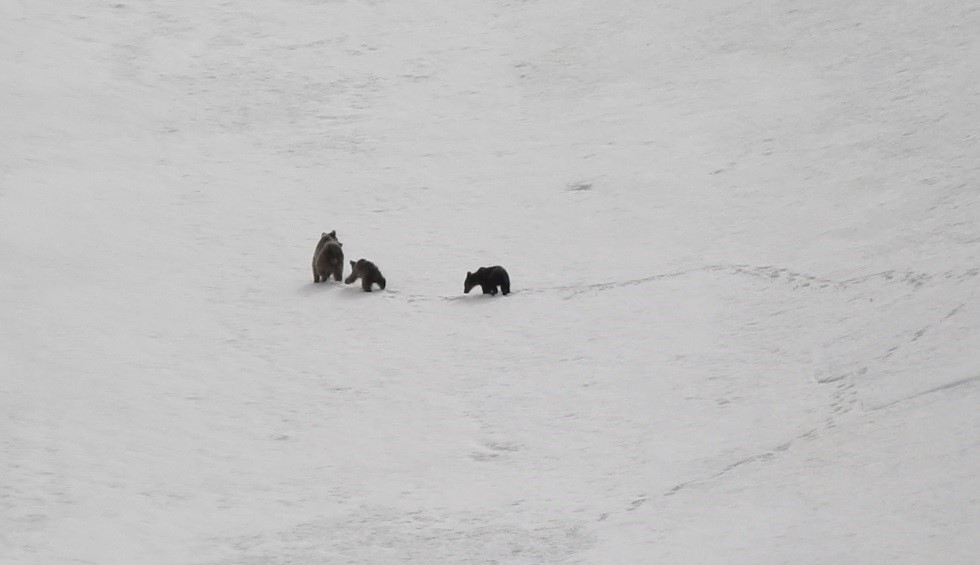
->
350 260 356 266
466 271 472 276
329 230 336 237
321 232 327 238
338 242 343 247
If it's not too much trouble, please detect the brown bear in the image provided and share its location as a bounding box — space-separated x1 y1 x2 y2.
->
464 266 510 296
312 230 344 283
345 258 386 292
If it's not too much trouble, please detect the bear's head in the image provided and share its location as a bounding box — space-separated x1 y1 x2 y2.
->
318 231 342 247
464 271 476 294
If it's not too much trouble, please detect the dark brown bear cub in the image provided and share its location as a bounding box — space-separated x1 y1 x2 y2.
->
345 259 386 292
312 230 344 283
464 266 510 296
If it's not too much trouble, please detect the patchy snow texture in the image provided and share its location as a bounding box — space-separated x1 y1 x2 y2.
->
2 0 978 563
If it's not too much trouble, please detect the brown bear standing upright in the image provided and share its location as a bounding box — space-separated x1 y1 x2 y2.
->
345 258 386 292
312 231 344 283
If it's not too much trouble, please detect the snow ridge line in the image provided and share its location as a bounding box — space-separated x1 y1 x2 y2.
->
387 265 978 302
620 428 820 515
621 374 980 514
869 374 980 411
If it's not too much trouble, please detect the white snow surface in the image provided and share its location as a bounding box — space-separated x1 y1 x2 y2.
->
2 0 979 563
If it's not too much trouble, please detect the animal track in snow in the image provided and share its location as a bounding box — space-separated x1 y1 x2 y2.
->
468 440 521 462
367 265 977 303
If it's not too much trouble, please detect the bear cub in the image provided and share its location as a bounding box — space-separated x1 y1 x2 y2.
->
464 266 510 296
345 259 387 292
312 230 344 283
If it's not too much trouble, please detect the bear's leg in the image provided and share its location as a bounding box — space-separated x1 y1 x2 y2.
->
500 281 510 295
362 279 373 292
482 285 492 294
378 277 386 290
313 269 321 283
333 265 343 282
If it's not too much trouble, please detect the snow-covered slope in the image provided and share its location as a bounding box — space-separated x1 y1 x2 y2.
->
2 1 977 563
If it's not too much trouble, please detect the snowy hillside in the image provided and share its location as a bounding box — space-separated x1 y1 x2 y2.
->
2 0 978 563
